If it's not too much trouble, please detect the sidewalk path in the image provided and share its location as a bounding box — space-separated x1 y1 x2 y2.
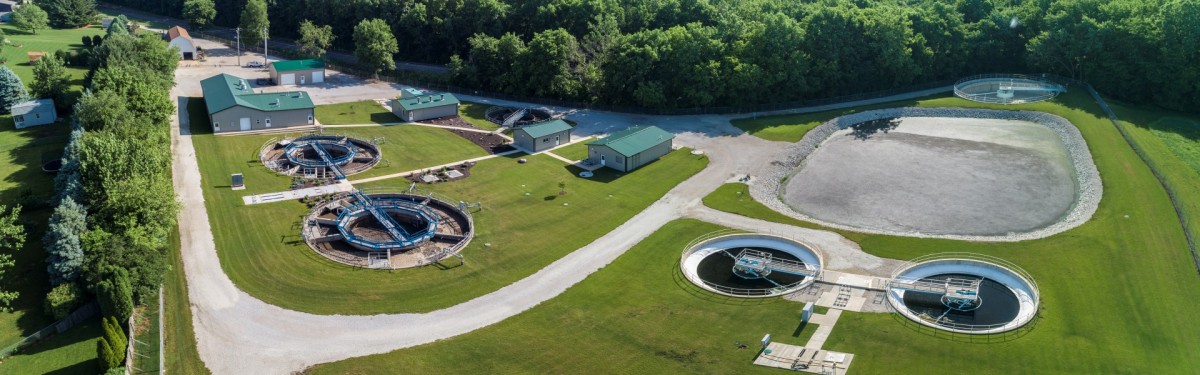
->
171 67 951 373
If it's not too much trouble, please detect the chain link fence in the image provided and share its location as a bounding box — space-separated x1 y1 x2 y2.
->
0 301 99 359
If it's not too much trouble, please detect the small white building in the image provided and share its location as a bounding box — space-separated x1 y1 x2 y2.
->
10 99 57 129
166 26 197 60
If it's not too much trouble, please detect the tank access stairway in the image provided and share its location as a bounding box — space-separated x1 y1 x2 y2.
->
310 142 347 180
501 108 528 128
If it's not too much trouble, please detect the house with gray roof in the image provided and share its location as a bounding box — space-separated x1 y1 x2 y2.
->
513 119 572 153
586 126 674 172
390 88 459 122
269 59 326 85
200 74 315 133
10 99 57 129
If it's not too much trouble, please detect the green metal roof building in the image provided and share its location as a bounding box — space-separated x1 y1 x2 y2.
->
269 59 327 85
200 74 315 133
586 126 674 172
389 89 461 122
513 119 573 153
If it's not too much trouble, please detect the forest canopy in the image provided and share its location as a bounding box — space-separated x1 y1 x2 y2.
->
110 0 1199 111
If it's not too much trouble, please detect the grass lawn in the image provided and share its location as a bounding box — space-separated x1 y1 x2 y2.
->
549 136 592 161
317 90 1200 372
0 316 101 374
309 219 822 374
1 24 97 95
163 231 209 374
458 101 500 131
729 94 944 142
191 96 708 314
314 100 400 125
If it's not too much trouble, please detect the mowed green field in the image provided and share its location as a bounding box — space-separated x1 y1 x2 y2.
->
310 219 825 374
0 317 102 374
458 101 501 131
190 96 707 314
549 136 592 161
1 24 97 94
314 100 400 125
314 90 1200 373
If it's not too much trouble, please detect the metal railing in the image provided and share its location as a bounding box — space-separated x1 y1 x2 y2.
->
885 252 1040 333
953 74 1065 104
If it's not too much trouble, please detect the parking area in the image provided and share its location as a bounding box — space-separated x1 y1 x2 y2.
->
175 38 409 105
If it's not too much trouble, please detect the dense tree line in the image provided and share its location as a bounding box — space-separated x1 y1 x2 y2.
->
32 21 178 372
103 0 1200 110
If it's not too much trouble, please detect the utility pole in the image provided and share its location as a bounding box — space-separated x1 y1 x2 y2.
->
263 26 269 67
235 27 241 67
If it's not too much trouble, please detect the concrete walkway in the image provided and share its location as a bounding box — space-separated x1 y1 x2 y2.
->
171 59 953 373
805 309 844 349
348 150 521 185
242 181 354 205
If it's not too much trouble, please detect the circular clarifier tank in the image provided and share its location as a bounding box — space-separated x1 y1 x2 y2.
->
681 233 823 297
886 254 1039 334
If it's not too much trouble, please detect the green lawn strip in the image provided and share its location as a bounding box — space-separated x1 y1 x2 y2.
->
1105 102 1200 263
702 183 870 243
550 136 592 161
0 316 102 374
132 290 162 374
163 230 210 374
0 116 70 204
0 24 97 93
192 100 708 314
728 94 945 142
705 91 1200 372
309 219 816 374
314 100 400 125
0 208 54 347
458 101 500 131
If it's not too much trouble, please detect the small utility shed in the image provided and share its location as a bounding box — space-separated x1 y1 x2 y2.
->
10 99 57 129
166 26 196 60
390 88 460 122
513 119 572 153
587 126 674 172
269 59 326 85
200 73 315 133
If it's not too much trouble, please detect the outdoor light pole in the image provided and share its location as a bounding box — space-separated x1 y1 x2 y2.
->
235 27 241 67
263 26 269 67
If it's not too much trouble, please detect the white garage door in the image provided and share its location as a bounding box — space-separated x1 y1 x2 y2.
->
240 117 251 131
313 71 324 83
280 73 295 85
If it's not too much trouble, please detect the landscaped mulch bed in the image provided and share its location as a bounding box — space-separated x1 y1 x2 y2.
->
422 115 485 130
443 128 514 154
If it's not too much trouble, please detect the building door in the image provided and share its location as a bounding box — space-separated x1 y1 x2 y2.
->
308 113 314 125
300 75 306 85
265 116 272 128
555 135 561 146
239 117 251 131
280 73 295 85
600 154 605 166
313 71 324 83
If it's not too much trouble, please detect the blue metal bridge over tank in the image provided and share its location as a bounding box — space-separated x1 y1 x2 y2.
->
336 191 440 250
284 136 359 180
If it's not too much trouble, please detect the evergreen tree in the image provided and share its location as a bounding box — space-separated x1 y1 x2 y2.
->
0 66 30 115
43 197 87 284
40 0 98 29
96 268 134 321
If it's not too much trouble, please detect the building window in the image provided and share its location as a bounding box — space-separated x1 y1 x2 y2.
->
34 113 41 119
13 115 24 122
543 138 550 142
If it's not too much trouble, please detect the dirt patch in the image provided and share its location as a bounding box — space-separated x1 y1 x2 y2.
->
422 115 482 130
443 128 513 154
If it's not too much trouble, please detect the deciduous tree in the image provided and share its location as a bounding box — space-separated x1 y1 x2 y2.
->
12 3 50 34
238 0 269 47
353 19 398 77
182 0 216 30
297 20 334 58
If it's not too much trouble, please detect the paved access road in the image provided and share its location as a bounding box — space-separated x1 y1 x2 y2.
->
170 45 946 373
